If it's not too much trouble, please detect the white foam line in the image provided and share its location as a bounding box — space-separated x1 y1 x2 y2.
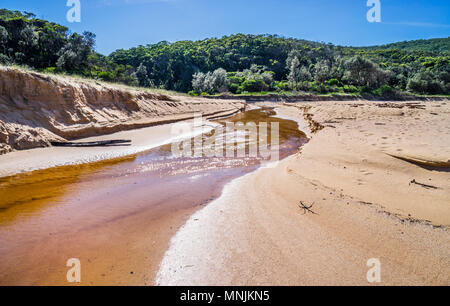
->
155 158 280 285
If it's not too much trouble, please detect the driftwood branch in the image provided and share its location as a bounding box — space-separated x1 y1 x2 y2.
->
409 179 438 190
51 139 132 147
298 201 318 215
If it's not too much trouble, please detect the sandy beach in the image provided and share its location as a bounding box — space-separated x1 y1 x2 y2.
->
0 99 449 286
1 2 449 289
157 100 450 286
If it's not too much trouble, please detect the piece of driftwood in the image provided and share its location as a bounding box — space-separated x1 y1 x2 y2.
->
409 179 438 190
51 139 132 147
298 201 318 215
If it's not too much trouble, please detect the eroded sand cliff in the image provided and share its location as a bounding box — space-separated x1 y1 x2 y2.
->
0 66 244 154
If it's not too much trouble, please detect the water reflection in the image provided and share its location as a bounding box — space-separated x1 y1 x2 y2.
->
0 108 307 225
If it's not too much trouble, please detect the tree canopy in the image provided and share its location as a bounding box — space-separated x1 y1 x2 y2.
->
0 9 138 85
109 34 449 95
1 9 448 96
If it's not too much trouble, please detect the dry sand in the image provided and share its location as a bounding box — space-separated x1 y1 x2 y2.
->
157 100 450 286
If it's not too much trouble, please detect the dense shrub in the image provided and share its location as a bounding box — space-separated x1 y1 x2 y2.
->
327 78 342 86
192 68 228 94
407 71 445 94
343 85 359 93
229 83 240 94
273 80 290 92
372 85 396 97
241 79 266 92
310 82 329 94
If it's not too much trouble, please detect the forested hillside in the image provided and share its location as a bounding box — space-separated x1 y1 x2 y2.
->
110 35 449 96
1 8 448 97
365 37 450 53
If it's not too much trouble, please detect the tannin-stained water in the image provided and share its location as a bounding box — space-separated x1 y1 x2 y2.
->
0 108 307 285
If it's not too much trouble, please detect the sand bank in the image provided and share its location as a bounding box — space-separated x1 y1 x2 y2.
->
157 100 450 286
0 116 225 177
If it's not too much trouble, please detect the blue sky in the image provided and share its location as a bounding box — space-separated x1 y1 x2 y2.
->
2 0 449 55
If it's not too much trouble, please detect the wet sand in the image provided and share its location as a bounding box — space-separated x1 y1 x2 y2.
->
0 109 306 285
157 100 450 286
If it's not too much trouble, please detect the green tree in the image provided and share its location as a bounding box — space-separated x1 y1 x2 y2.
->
211 68 228 93
133 63 150 87
314 60 331 83
56 31 96 71
16 25 38 63
343 56 388 88
0 25 8 53
287 57 311 89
